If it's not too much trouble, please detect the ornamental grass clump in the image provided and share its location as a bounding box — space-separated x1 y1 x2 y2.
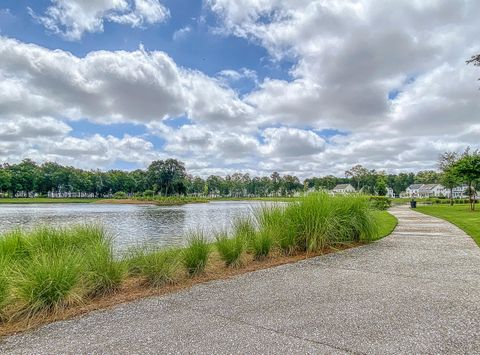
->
182 232 211 276
232 216 256 242
334 195 378 243
11 252 84 319
84 240 126 297
255 205 297 255
0 229 30 264
129 248 180 287
250 230 273 260
215 232 245 267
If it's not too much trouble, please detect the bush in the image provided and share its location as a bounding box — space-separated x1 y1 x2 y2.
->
84 241 125 297
369 196 392 210
253 193 378 252
215 233 245 267
182 232 211 276
143 190 154 197
12 252 84 317
129 248 180 287
113 191 128 199
250 231 273 260
255 205 296 254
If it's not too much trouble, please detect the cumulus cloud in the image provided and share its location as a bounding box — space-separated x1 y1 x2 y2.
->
204 0 480 176
0 37 253 127
172 26 192 41
29 0 169 40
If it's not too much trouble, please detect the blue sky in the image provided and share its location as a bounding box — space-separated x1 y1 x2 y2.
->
0 0 478 176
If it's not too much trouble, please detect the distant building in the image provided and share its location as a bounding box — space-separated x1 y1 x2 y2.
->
332 184 356 194
405 184 424 197
386 187 395 198
404 184 447 198
447 185 470 199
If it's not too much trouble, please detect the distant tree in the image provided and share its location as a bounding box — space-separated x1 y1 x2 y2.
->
453 149 480 211
0 166 12 196
270 172 281 196
147 159 187 196
414 170 440 184
439 152 460 205
345 165 369 190
9 159 40 197
467 54 480 86
375 178 387 196
281 175 302 196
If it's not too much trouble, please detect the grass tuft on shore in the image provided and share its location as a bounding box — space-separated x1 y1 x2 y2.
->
215 232 245 267
182 232 211 276
11 252 84 319
128 248 180 287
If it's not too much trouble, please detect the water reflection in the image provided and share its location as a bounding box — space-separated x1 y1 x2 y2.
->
0 201 266 250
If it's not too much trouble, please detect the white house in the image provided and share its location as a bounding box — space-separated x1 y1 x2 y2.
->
405 184 447 198
405 184 423 197
419 184 447 198
332 184 356 194
386 187 395 198
445 185 470 199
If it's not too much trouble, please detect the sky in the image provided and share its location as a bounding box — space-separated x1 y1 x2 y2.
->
0 0 479 178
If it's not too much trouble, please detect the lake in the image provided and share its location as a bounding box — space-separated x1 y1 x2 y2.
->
0 201 270 250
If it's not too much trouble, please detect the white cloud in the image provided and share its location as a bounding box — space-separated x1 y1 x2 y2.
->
173 26 192 41
29 0 169 40
0 37 253 127
261 127 325 158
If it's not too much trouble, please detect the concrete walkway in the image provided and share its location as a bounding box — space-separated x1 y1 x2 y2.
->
2 206 480 354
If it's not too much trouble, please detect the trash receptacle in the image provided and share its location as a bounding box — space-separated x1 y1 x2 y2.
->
410 200 417 208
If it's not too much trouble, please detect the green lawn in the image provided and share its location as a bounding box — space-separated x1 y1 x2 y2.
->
372 210 398 241
0 198 99 204
416 204 480 246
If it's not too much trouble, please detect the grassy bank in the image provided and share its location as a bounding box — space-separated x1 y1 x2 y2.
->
0 193 397 335
0 198 99 204
0 196 209 206
372 210 398 241
416 204 480 246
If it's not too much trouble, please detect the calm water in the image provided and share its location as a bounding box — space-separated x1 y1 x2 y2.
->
0 201 267 250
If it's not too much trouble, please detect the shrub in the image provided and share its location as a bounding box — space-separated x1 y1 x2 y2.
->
143 190 154 197
182 233 211 276
369 196 392 210
215 233 245 267
113 191 128 199
338 195 378 243
283 192 376 251
12 252 84 317
127 248 180 287
84 241 125 297
255 205 297 254
250 231 273 260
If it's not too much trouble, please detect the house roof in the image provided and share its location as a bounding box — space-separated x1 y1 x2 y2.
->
420 184 441 191
333 184 354 190
407 184 424 190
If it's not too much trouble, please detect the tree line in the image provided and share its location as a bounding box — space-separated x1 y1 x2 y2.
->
0 157 467 199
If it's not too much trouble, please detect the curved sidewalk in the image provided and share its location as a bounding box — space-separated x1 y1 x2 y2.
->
2 206 480 354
